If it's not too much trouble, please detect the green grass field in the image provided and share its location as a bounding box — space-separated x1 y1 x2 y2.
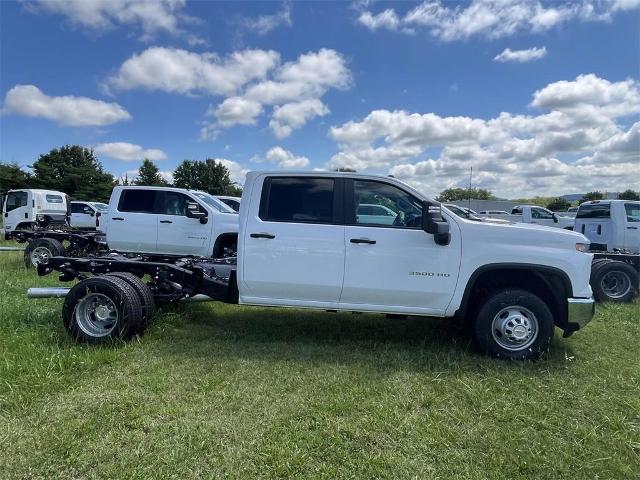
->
1 238 638 479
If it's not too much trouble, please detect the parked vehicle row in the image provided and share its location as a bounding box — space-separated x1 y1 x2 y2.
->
32 171 597 360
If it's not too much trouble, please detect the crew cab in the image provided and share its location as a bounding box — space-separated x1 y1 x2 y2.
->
575 200 639 253
479 205 574 229
36 172 595 360
3 189 69 238
101 186 239 257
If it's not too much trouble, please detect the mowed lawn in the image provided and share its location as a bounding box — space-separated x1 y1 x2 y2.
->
0 239 638 479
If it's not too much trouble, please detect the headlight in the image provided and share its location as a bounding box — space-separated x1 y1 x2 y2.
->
575 243 588 252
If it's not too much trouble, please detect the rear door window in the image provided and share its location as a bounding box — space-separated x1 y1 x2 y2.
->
5 191 28 212
118 190 158 213
576 203 611 219
625 203 640 222
260 177 335 223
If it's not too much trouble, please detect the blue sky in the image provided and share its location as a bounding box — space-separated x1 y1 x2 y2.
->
1 0 639 198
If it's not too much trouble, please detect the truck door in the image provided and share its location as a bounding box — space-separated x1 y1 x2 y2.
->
156 191 209 255
340 179 460 315
623 202 640 253
241 176 345 305
70 202 94 228
4 190 30 231
109 189 159 253
530 207 556 227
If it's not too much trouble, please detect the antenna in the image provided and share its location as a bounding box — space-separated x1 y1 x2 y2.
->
468 166 472 212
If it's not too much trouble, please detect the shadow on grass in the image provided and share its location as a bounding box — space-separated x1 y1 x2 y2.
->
143 302 575 373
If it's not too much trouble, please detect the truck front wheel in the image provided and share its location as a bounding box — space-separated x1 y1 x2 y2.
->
474 289 554 360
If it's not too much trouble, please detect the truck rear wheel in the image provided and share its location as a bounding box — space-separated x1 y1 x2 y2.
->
24 238 65 268
591 261 638 303
106 272 155 329
63 276 143 344
474 289 554 360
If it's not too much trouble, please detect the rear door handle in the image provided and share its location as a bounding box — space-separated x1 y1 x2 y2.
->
112 217 124 221
160 220 173 224
350 238 376 244
628 226 638 230
250 233 275 239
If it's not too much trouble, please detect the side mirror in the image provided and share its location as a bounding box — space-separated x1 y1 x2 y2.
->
186 201 208 224
422 202 451 246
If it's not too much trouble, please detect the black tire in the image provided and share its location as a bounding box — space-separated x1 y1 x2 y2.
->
106 272 155 329
591 261 638 303
474 289 554 360
24 238 65 268
63 276 143 344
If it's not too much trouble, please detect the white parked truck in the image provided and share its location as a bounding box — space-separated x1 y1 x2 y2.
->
575 200 639 253
34 172 595 360
478 205 575 229
19 186 239 267
215 195 241 212
69 201 109 229
3 189 69 237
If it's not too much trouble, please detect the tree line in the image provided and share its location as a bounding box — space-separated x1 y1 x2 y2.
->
0 145 242 203
435 187 639 210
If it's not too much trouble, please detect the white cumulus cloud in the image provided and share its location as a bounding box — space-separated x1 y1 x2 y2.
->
94 142 167 162
2 84 131 126
494 46 547 63
265 146 310 168
327 74 640 197
357 0 640 41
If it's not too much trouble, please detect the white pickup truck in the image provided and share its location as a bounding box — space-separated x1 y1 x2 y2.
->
36 172 595 360
20 186 240 267
479 205 575 229
575 200 640 253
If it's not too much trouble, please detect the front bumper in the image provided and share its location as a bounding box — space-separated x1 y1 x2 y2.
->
566 297 595 331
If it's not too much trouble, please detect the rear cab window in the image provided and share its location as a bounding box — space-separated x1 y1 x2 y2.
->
625 203 640 222
118 189 158 213
260 177 336 224
576 203 611 219
46 194 63 203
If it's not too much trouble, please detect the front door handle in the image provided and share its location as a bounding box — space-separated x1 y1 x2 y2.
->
112 217 124 221
628 226 638 230
250 233 275 239
160 220 173 224
350 238 376 244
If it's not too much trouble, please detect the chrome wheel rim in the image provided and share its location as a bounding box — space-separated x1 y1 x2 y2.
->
30 246 52 266
600 271 631 299
491 305 538 351
75 293 118 337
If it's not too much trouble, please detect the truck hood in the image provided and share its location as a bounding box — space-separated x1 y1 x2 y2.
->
455 215 589 248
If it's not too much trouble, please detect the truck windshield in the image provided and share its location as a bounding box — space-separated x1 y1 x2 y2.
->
192 192 237 214
576 203 611 219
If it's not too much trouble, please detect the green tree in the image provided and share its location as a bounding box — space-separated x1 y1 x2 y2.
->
0 162 32 192
546 197 570 211
618 189 640 201
582 191 604 201
334 167 356 172
435 187 495 202
173 159 242 195
134 159 167 186
30 145 115 202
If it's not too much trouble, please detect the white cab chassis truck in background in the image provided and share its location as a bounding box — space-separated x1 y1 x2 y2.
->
34 172 596 360
478 205 575 229
16 186 239 268
3 189 69 236
575 200 640 303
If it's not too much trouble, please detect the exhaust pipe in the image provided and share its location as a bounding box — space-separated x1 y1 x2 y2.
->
27 287 212 302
